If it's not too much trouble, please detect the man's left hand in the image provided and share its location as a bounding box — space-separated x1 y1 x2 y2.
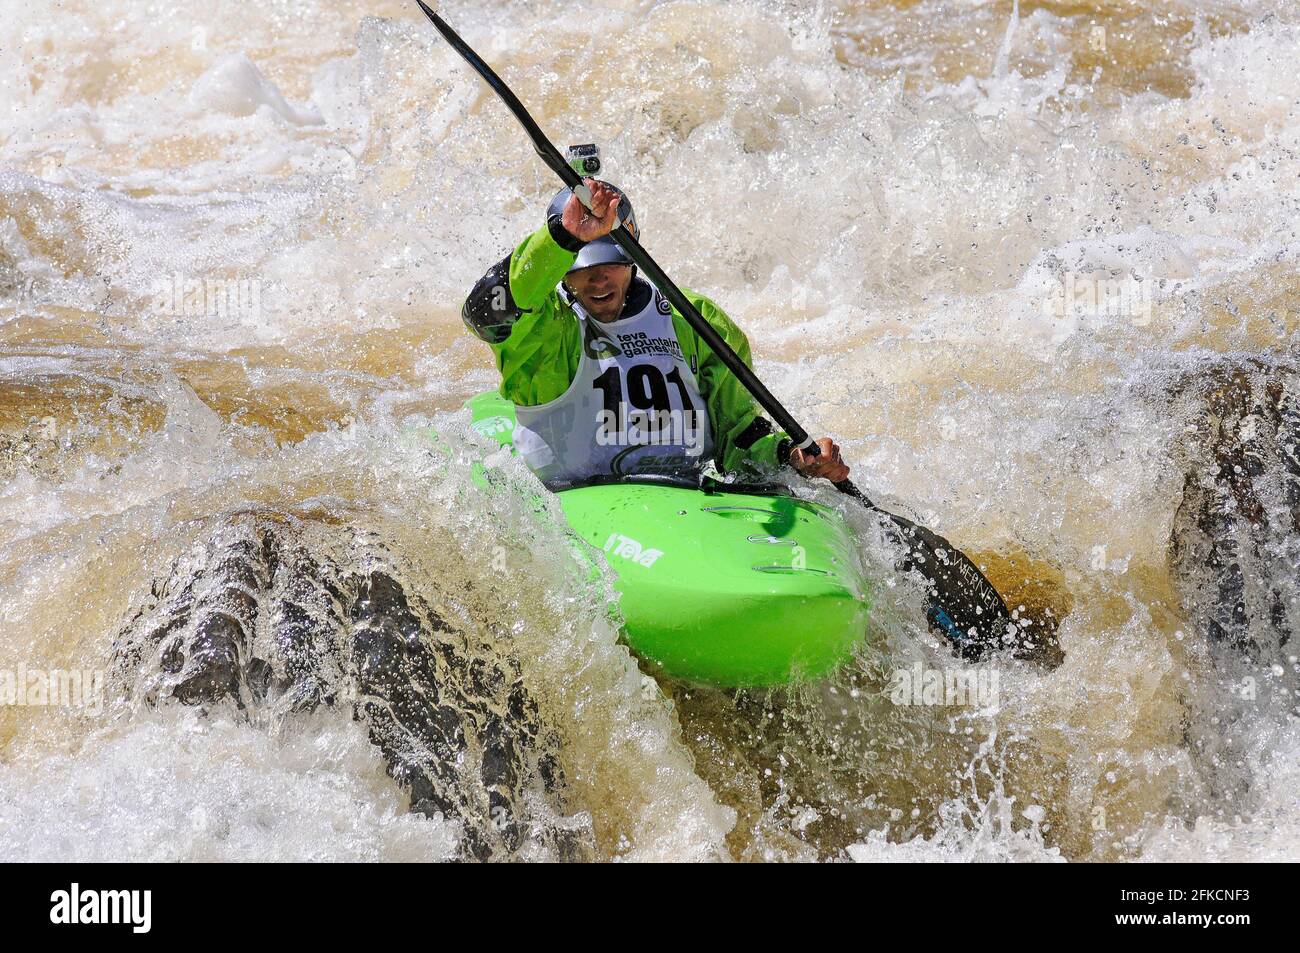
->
789 437 850 483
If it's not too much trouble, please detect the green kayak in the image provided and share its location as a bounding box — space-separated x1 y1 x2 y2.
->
465 391 871 687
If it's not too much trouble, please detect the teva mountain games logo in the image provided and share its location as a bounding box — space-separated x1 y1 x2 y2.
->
614 329 682 360
50 884 152 933
603 533 663 568
582 320 622 359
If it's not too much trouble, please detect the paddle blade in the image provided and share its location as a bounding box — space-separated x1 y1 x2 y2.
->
887 514 1017 660
832 478 1015 658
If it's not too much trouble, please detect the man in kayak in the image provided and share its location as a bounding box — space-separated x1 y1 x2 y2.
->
462 177 849 489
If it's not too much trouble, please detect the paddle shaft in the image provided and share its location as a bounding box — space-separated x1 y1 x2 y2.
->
413 3 846 456
416 2 1018 657
613 222 874 501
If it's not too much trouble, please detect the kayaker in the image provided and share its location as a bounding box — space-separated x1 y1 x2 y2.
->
462 177 849 489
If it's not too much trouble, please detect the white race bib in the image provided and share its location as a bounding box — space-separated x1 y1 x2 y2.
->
512 280 713 487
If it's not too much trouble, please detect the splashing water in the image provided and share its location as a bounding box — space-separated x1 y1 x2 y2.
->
1 0 1297 861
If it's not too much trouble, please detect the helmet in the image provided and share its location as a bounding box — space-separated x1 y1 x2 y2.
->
546 182 638 274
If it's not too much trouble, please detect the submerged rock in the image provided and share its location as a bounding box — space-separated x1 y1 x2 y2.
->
1169 358 1299 663
112 510 593 861
1164 357 1298 815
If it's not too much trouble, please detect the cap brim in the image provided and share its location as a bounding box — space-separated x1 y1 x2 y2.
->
567 239 634 273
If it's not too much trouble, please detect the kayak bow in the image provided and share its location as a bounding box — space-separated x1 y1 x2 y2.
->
417 2 1018 660
467 392 869 686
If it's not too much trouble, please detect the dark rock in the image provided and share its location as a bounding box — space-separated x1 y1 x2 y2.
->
112 510 592 861
1169 357 1299 662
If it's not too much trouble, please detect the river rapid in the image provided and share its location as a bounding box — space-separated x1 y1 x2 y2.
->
1 0 1297 861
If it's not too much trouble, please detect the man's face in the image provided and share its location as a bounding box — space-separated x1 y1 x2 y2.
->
564 263 634 322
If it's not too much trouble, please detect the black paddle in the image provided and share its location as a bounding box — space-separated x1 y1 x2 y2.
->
415 1 1016 659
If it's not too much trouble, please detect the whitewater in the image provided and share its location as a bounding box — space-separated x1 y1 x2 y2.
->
1 0 1297 862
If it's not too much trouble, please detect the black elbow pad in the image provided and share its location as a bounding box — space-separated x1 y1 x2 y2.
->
462 255 522 344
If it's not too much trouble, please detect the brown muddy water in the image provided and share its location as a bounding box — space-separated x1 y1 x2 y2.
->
1 0 1297 861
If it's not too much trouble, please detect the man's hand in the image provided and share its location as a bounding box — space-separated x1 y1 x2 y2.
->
789 437 850 483
561 178 622 243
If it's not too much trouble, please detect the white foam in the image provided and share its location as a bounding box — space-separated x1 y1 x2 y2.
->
2 0 1298 862
0 710 461 862
189 52 323 126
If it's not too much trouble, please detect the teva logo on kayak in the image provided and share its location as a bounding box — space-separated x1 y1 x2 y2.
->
0 665 103 715
889 662 999 708
603 533 664 568
50 884 151 934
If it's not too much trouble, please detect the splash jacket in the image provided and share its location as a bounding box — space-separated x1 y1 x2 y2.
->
463 218 788 487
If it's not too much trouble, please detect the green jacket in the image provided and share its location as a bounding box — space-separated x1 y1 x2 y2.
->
462 224 787 477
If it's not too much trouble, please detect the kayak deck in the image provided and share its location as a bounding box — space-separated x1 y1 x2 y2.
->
465 391 870 686
558 481 869 686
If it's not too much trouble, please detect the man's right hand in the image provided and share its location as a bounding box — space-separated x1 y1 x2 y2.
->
561 179 622 243
789 437 850 483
